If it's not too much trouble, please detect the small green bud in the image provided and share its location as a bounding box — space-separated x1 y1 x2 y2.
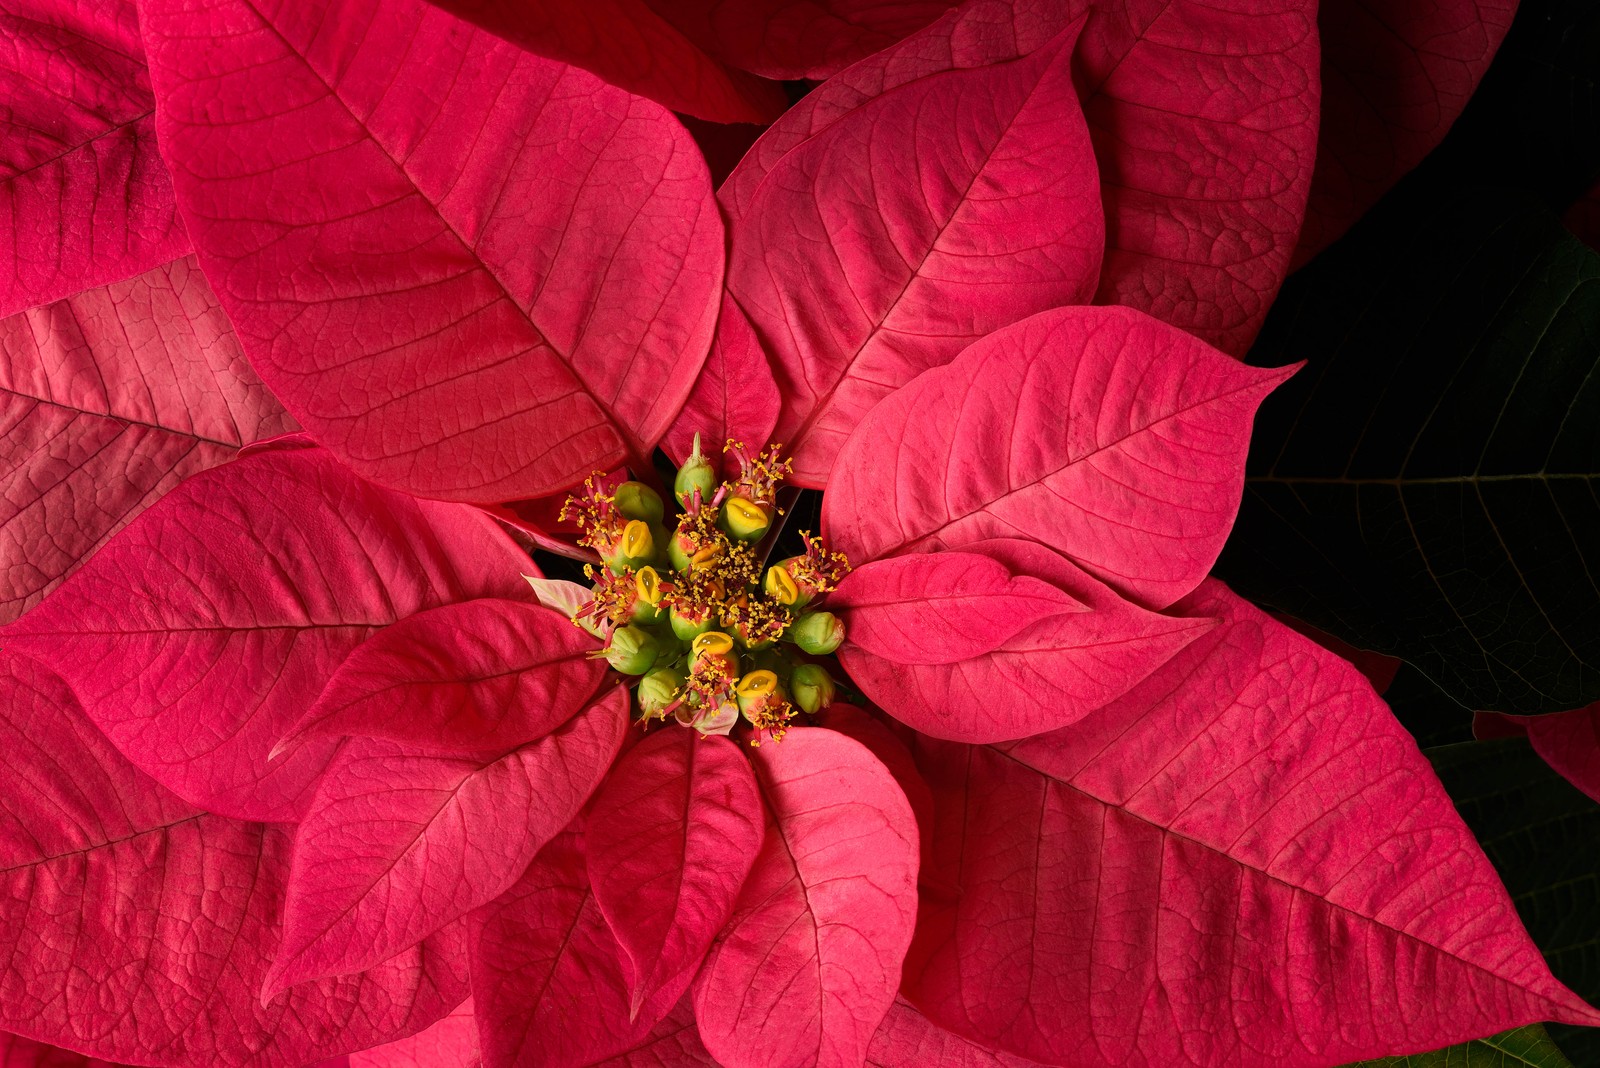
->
613 481 664 523
637 667 684 716
671 605 715 641
789 664 836 714
604 625 659 675
674 433 718 508
764 564 806 609
603 519 656 573
791 611 844 656
631 567 665 624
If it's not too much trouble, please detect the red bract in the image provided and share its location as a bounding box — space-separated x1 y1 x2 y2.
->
140 0 723 502
1296 0 1516 264
0 0 188 318
421 0 787 123
0 654 470 1067
4 446 531 821
904 583 1600 1065
1480 705 1600 804
349 1000 481 1068
3 0 1595 1064
587 729 765 1015
719 1 1104 485
647 0 955 80
1078 0 1321 355
266 688 627 996
693 728 918 1068
0 255 296 622
824 306 1293 607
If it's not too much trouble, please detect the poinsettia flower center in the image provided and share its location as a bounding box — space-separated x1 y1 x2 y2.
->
561 435 852 745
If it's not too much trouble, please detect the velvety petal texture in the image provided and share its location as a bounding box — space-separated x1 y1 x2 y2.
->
587 729 765 1015
3 447 529 821
350 1000 480 1068
722 3 1103 484
1078 0 1321 354
0 654 468 1067
280 598 604 754
0 255 296 622
837 539 1213 742
824 306 1293 607
471 830 677 1068
867 998 1043 1067
693 728 919 1068
267 687 626 996
1297 0 1517 264
421 0 787 123
0 0 189 317
140 0 723 502
904 581 1600 1066
662 300 781 476
830 550 1086 664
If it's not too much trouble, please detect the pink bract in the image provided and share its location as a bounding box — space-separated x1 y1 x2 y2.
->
266 688 626 997
0 0 188 318
823 305 1294 607
3 446 530 821
693 728 919 1068
280 597 606 754
0 654 470 1067
587 728 765 1014
0 255 295 622
904 581 1600 1065
140 0 724 502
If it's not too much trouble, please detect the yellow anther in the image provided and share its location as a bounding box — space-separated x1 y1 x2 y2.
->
634 566 662 606
736 670 778 698
764 565 799 606
692 631 734 659
622 520 654 559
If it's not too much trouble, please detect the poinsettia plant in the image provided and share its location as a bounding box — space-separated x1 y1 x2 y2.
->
2 0 1598 1067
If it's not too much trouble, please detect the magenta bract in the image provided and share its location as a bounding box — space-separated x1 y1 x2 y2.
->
693 728 919 1068
140 0 723 502
0 0 189 319
824 306 1293 607
3 446 530 821
0 255 296 622
904 581 1600 1065
0 654 469 1067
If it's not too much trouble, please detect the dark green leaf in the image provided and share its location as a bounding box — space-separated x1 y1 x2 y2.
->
1340 1024 1572 1067
1216 189 1600 714
1429 739 1600 1063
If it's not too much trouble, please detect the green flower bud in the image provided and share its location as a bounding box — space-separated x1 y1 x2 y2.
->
631 567 665 624
763 563 807 609
674 433 718 508
789 664 836 714
719 496 771 542
604 624 659 675
603 519 656 573
613 481 664 523
637 667 684 717
791 611 844 656
670 605 715 641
